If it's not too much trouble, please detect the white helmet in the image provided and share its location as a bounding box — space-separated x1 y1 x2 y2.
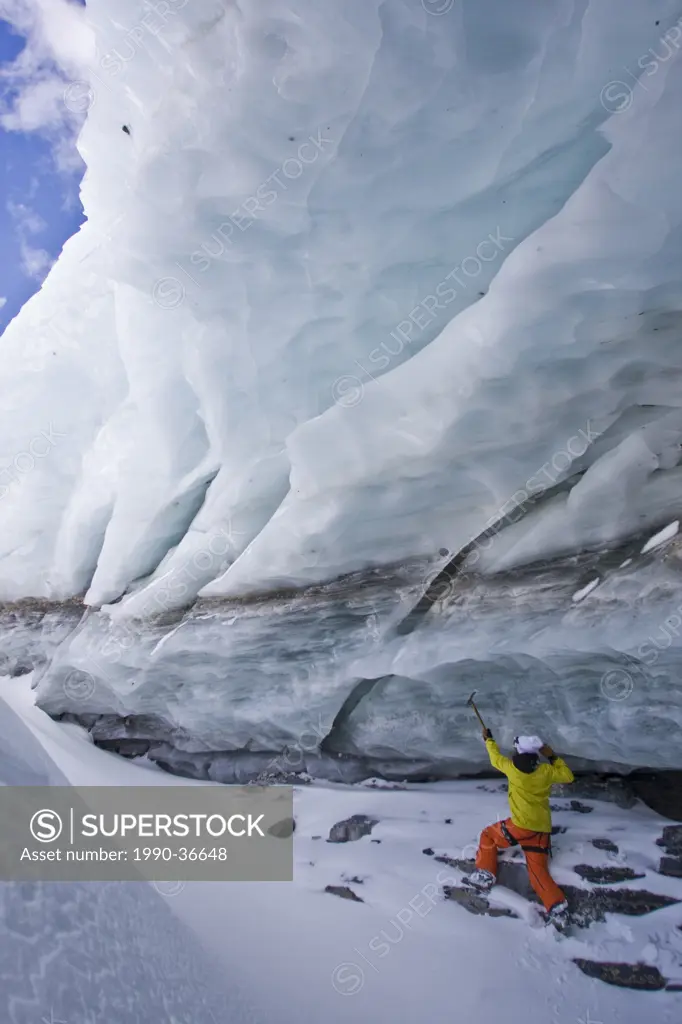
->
513 735 543 755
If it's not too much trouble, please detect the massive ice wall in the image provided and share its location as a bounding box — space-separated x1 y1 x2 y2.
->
1 0 681 614
2 1 682 776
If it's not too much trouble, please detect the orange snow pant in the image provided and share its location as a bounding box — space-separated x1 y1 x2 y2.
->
475 817 565 912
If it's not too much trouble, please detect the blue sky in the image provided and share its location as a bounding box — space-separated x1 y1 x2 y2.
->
0 6 86 333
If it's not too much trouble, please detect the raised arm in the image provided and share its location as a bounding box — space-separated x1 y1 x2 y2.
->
540 743 574 784
483 730 512 776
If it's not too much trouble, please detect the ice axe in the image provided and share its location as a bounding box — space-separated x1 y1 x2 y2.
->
466 690 489 732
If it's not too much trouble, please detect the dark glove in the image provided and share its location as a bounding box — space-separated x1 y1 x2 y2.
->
482 728 493 740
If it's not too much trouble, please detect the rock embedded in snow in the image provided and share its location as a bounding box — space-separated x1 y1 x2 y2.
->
656 825 682 877
573 865 645 885
324 885 363 903
592 837 619 854
659 857 682 878
573 960 667 991
328 814 379 843
657 825 682 855
550 800 594 814
443 886 518 919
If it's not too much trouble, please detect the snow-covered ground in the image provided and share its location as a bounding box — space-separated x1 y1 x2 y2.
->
3 675 681 1024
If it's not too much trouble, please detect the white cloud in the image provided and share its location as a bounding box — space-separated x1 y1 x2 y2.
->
0 0 94 77
0 0 94 160
7 199 53 282
0 297 7 310
19 242 53 280
7 200 46 235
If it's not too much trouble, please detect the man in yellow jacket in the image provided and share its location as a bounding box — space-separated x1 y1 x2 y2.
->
464 729 574 926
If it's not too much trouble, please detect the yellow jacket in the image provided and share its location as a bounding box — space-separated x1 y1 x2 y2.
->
485 739 574 833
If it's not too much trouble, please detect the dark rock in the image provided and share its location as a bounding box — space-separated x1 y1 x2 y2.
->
90 712 178 745
95 738 150 758
573 960 666 991
552 826 568 835
342 876 365 885
658 856 682 878
328 814 378 843
325 885 363 903
436 857 537 900
629 771 682 822
435 856 679 925
573 865 644 885
563 885 679 927
267 817 296 839
551 799 593 813
570 799 594 813
435 854 470 870
361 779 407 790
656 825 682 855
423 847 434 856
251 768 311 786
153 757 211 781
371 839 381 844
592 837 619 853
55 711 100 729
553 777 637 810
443 886 518 918
445 818 452 824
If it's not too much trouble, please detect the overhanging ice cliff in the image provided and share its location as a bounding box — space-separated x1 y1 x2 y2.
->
1 0 682 778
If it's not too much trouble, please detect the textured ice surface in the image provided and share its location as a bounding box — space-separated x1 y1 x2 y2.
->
1 1 682 774
0 692 252 1024
22 533 682 777
1 0 681 611
641 520 679 554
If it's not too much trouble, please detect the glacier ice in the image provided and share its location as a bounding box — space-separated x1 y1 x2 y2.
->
641 520 680 554
1 0 682 775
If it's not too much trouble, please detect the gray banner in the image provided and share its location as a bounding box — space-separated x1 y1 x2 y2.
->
0 785 293 881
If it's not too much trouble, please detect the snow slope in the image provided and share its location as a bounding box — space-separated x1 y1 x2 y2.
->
3 677 682 1024
0 682 258 1024
1 0 681 614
